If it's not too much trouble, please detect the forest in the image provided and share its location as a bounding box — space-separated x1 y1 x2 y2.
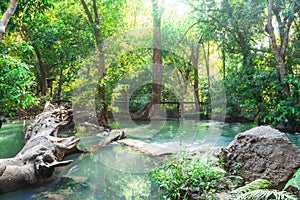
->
0 0 300 199
0 0 299 131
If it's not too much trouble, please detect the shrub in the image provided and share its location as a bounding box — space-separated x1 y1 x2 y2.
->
149 152 242 199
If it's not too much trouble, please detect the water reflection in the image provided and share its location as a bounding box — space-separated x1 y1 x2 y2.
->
32 145 162 200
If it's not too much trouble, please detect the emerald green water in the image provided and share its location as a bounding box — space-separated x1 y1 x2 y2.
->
0 120 299 199
0 121 27 158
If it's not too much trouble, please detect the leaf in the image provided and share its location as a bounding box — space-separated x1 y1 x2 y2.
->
284 168 300 191
295 168 300 189
283 178 295 191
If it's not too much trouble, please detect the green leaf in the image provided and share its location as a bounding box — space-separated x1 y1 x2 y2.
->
283 178 295 191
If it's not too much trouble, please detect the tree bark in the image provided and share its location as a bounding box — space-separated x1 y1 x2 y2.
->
33 44 48 96
151 0 163 118
191 44 200 114
222 48 226 80
202 42 210 91
96 85 109 127
266 0 292 96
0 0 19 43
0 102 83 194
57 66 63 101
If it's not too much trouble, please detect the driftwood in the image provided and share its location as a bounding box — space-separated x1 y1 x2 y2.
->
0 102 83 194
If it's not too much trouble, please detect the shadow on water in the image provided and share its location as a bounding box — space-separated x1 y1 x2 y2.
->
1 120 299 199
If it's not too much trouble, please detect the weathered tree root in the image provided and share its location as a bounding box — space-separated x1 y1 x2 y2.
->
0 102 84 194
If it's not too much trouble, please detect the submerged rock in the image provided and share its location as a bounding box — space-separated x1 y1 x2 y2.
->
118 139 175 156
220 126 300 190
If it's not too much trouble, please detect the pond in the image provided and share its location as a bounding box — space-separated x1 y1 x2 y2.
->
0 120 299 199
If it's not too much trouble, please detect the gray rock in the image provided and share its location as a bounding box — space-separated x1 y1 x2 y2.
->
220 126 300 190
118 139 174 156
99 130 125 146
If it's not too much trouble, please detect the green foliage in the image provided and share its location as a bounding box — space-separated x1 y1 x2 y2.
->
5 0 94 101
0 55 38 115
231 179 297 200
1 0 299 129
128 83 179 114
186 0 299 130
149 152 241 199
264 73 300 128
7 0 53 32
283 168 300 191
234 189 297 200
232 179 270 194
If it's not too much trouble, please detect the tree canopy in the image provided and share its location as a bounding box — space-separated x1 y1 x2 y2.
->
0 0 299 131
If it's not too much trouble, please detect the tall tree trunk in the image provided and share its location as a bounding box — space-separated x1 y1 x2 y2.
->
191 44 200 114
151 0 163 118
202 42 211 117
266 0 292 96
80 0 109 127
222 48 226 80
20 27 47 96
97 85 109 127
33 44 47 96
202 43 210 91
57 67 63 101
95 28 109 127
0 0 19 42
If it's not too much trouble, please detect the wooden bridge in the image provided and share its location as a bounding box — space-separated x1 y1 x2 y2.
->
112 101 209 119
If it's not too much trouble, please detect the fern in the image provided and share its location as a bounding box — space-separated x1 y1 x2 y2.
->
231 179 297 200
234 189 297 200
231 179 270 194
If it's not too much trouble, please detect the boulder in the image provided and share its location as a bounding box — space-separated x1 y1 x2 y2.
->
220 126 300 190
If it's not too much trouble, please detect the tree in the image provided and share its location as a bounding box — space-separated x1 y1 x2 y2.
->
80 0 126 126
190 42 200 113
0 0 19 43
150 0 164 118
265 0 299 96
8 0 53 96
80 0 108 127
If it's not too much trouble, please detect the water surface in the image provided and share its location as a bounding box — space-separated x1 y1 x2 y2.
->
0 121 27 158
1 120 299 199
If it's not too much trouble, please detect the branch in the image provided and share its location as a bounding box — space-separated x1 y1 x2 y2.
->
280 1 298 55
80 0 101 43
0 0 19 43
80 0 94 25
280 17 293 55
180 20 206 42
92 0 100 24
266 0 280 56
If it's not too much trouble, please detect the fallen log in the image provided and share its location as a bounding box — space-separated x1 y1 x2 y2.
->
0 102 84 194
